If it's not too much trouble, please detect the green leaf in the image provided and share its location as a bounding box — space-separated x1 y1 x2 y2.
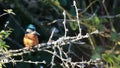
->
95 46 102 53
94 16 100 24
59 0 67 6
53 0 60 6
91 46 102 60
0 30 12 39
91 53 101 60
98 23 104 31
69 22 78 30
116 55 120 62
111 32 119 41
86 16 100 27
102 53 114 63
113 55 120 64
101 18 108 23
0 39 9 51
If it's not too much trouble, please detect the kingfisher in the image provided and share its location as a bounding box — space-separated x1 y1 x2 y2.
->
23 24 40 50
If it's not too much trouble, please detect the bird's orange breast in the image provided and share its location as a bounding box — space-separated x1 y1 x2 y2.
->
23 34 39 49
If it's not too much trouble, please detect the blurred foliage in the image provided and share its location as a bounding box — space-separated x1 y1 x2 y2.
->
0 0 120 68
69 21 78 30
0 23 12 51
102 53 120 68
0 39 9 51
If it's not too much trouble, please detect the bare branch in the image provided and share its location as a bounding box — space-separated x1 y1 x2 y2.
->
73 1 81 36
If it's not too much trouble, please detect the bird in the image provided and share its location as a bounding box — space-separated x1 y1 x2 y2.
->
23 24 40 50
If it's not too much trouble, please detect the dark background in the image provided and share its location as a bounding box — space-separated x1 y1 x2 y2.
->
0 0 120 68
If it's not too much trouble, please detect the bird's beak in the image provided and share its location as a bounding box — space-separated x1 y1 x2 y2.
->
32 31 40 35
36 31 40 35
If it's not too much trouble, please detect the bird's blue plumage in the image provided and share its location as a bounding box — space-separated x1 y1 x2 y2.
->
27 24 36 30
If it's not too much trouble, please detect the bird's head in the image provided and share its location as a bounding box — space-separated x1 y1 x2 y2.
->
25 24 40 35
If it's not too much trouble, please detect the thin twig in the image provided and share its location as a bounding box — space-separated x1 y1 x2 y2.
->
80 0 97 15
50 46 56 68
73 1 81 36
63 10 68 37
48 28 56 42
0 13 8 17
1 59 46 64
